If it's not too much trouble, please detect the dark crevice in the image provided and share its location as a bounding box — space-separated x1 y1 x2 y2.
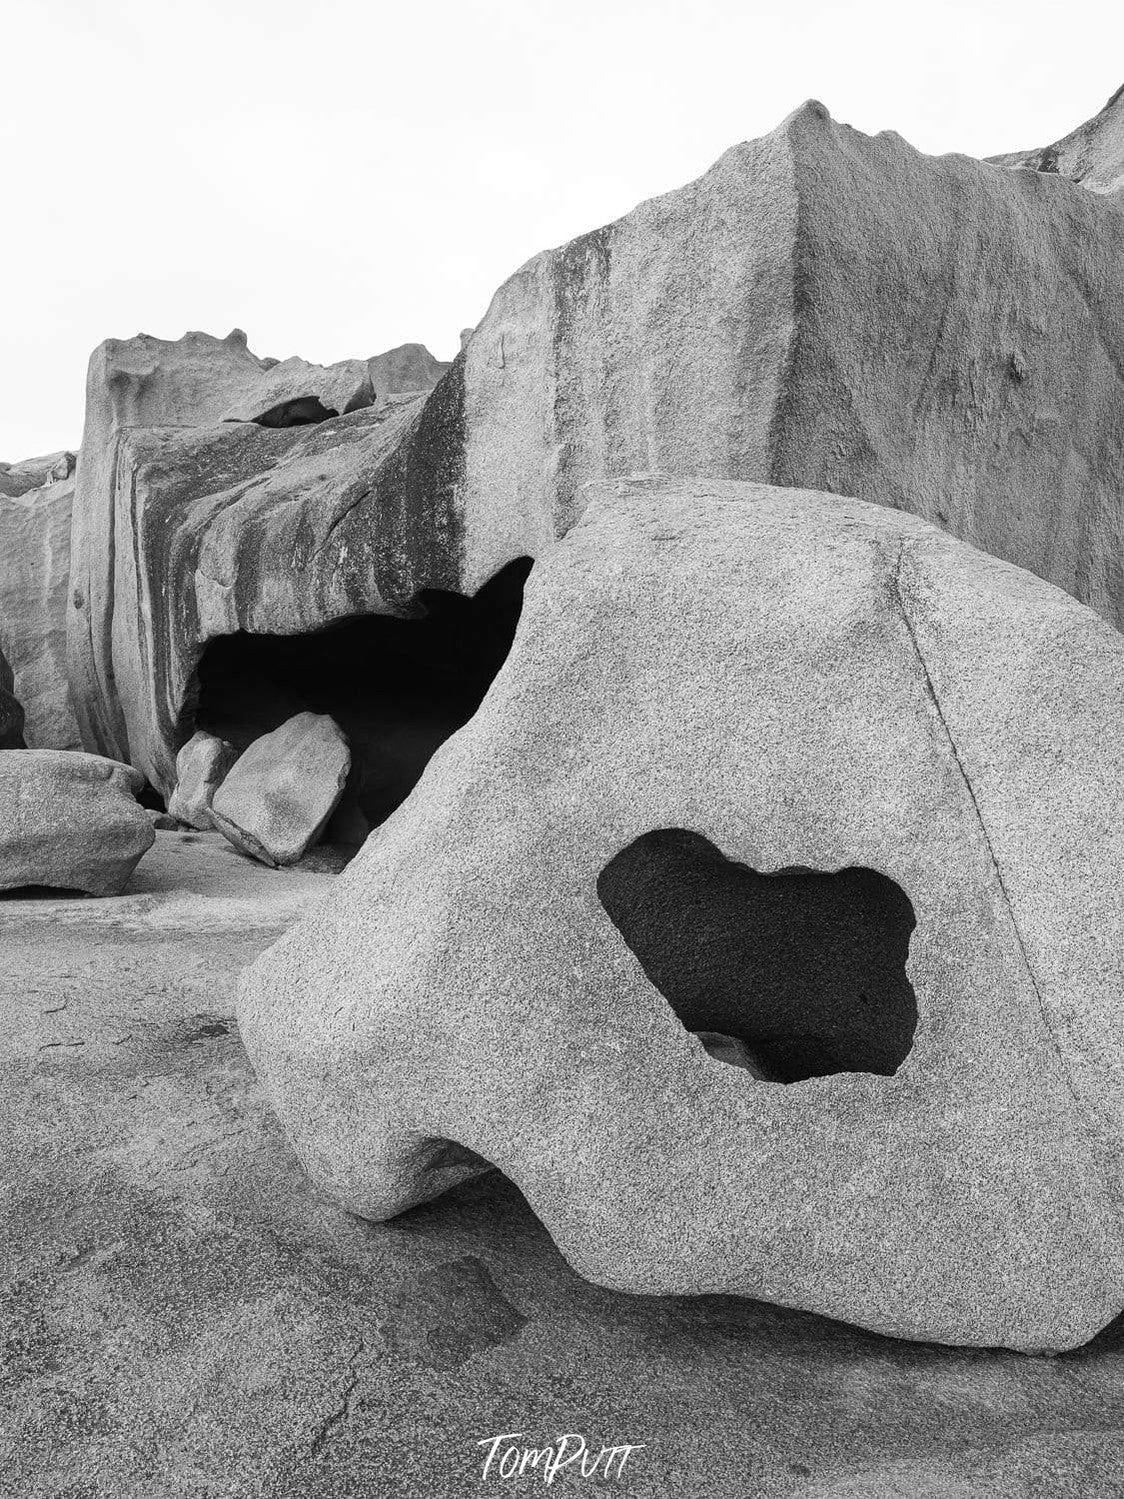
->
598 829 918 1084
190 557 532 845
252 396 339 428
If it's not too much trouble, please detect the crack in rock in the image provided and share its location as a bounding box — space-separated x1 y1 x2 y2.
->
308 1341 364 1459
886 540 1109 1184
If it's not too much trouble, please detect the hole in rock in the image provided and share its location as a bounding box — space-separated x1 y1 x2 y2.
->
190 557 532 847
597 829 917 1084
251 395 339 428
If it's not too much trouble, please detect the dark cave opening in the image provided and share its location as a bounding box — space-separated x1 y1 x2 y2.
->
251 395 341 428
190 557 532 845
597 828 918 1084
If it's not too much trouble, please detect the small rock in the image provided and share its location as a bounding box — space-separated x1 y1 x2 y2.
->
695 1031 770 1078
167 730 238 830
210 712 350 867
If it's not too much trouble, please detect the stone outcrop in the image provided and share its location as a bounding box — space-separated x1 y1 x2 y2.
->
66 99 1124 809
66 331 448 762
444 98 1124 622
0 650 24 749
989 83 1124 196
0 450 74 498
240 477 1124 1352
0 463 80 749
210 712 350 866
166 729 238 829
218 356 376 426
65 330 457 794
367 343 452 401
0 749 154 894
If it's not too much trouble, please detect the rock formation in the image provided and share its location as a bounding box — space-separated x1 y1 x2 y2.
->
0 454 80 748
209 712 350 866
367 343 452 401
989 84 1124 196
239 477 1124 1352
64 97 1124 838
0 749 154 894
64 330 465 805
443 98 1124 621
0 450 74 497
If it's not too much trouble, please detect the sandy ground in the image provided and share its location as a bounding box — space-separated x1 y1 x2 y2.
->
1 831 1123 1498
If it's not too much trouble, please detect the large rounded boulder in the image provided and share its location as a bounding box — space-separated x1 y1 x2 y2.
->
238 477 1124 1352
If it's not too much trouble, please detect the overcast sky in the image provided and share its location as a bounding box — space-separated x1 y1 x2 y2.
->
2 0 1119 458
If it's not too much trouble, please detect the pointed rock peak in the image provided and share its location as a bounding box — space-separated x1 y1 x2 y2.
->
987 84 1124 195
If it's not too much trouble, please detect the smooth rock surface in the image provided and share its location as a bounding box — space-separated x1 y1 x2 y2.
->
211 712 350 867
0 749 154 894
2 832 1122 1496
167 728 238 829
0 468 80 748
240 478 1124 1352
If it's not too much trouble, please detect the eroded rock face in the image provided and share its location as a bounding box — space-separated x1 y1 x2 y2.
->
989 83 1124 196
210 712 350 867
447 100 1124 623
66 330 457 792
0 465 80 749
66 97 1124 812
0 750 154 894
219 356 375 426
239 478 1124 1352
0 450 74 497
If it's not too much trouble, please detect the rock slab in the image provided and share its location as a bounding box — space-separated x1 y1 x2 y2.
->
240 477 1124 1352
211 712 350 867
0 750 154 894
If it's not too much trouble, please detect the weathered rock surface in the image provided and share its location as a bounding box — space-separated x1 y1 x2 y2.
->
367 341 452 401
66 99 1124 793
447 99 1124 623
166 728 238 829
0 749 154 894
989 83 1124 196
0 467 80 748
210 712 350 867
0 449 74 497
0 650 25 748
240 478 1124 1352
218 354 375 426
7 833 1120 1497
66 329 454 785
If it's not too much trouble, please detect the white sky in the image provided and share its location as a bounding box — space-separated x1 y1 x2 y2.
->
2 0 1120 459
